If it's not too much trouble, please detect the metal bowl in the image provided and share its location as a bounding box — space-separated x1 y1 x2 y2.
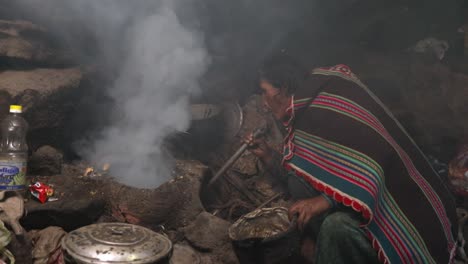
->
229 207 301 264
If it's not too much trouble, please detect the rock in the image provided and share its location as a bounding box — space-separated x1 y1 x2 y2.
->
446 72 468 135
0 36 51 62
21 167 106 231
183 212 239 263
13 88 38 113
170 243 202 264
403 61 464 156
0 68 82 151
211 244 240 264
0 68 81 98
0 89 12 123
0 20 44 35
183 212 230 251
29 145 63 175
106 160 208 230
411 38 449 60
198 254 215 264
0 68 82 129
166 230 185 244
0 20 70 65
353 53 465 159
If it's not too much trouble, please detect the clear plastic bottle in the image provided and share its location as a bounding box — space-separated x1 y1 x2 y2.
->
0 105 28 190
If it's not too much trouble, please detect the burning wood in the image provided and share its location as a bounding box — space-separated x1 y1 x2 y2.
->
82 163 110 178
83 167 94 177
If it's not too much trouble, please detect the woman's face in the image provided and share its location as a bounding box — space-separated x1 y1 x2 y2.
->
259 79 292 121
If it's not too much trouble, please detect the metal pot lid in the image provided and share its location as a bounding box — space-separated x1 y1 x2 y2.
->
229 207 291 241
62 222 172 264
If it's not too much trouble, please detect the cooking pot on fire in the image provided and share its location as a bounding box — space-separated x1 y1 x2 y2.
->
229 207 302 264
61 222 172 264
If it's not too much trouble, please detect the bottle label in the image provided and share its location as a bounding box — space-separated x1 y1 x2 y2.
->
0 161 26 190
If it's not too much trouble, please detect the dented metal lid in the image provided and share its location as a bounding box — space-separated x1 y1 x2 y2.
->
62 222 172 264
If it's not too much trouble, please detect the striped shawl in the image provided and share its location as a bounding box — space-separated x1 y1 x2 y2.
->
282 65 457 264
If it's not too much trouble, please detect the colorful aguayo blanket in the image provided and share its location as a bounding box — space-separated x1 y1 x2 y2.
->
282 65 458 264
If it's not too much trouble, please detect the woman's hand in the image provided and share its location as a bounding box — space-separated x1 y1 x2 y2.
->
288 196 331 232
243 133 273 162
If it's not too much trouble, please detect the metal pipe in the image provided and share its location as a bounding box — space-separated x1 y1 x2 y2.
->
208 126 267 187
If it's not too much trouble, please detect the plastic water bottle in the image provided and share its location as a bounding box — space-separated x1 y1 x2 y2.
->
0 105 28 190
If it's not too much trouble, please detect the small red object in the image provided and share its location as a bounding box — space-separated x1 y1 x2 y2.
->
29 181 54 203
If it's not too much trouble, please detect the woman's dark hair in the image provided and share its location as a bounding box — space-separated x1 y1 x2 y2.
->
258 54 307 95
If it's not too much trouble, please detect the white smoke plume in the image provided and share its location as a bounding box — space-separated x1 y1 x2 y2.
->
11 0 317 188
89 6 208 188
15 0 209 188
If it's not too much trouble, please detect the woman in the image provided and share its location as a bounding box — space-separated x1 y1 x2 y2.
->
246 54 457 264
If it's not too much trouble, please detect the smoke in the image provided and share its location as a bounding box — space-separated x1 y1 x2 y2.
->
14 0 209 188
10 0 320 188
86 4 209 188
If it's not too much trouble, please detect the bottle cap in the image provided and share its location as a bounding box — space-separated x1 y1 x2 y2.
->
9 105 22 113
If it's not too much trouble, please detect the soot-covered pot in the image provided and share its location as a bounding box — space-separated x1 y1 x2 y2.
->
229 207 302 264
62 223 172 264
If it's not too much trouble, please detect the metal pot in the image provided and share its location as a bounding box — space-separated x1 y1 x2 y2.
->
62 223 172 264
229 207 302 264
